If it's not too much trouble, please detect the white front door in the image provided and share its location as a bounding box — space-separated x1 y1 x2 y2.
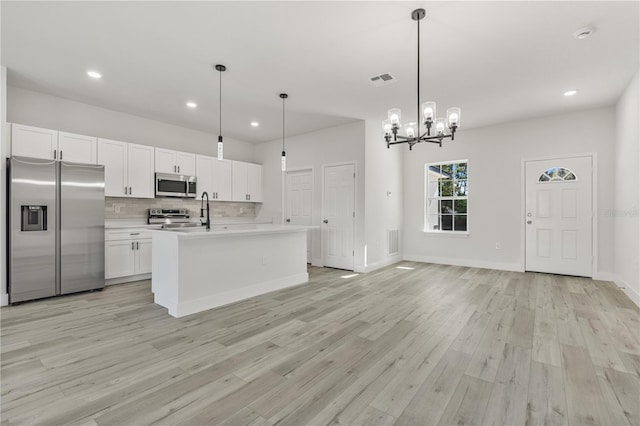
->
525 156 593 277
285 169 313 263
323 164 355 270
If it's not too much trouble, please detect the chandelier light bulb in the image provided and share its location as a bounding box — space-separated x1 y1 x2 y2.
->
435 118 447 136
404 122 417 138
382 120 392 136
422 101 436 122
447 107 461 127
388 108 401 126
217 140 223 160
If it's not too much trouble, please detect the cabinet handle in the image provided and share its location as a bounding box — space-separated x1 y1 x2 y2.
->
177 166 180 173
130 233 140 236
53 150 57 159
136 242 139 250
131 242 135 250
174 165 176 172
124 186 128 195
129 186 132 195
60 150 63 160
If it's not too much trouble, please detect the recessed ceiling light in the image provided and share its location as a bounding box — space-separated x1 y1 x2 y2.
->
250 122 259 127
86 70 102 79
573 27 594 40
186 102 197 108
564 90 578 97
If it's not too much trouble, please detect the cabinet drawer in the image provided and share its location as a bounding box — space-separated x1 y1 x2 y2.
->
105 229 152 241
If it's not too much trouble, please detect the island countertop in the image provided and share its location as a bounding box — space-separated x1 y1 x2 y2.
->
149 224 315 239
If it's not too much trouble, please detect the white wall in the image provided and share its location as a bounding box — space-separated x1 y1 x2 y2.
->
403 106 616 276
614 71 639 306
254 121 366 269
6 86 255 162
364 120 403 271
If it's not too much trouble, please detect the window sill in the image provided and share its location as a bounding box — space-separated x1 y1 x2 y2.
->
423 231 470 238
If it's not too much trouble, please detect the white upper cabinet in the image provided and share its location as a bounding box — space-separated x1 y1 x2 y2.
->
155 148 195 175
98 139 154 198
98 139 128 197
58 132 97 164
196 155 232 201
127 143 155 198
11 124 58 160
232 161 263 202
11 124 97 164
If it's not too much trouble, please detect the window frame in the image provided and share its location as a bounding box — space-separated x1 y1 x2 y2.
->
424 159 469 234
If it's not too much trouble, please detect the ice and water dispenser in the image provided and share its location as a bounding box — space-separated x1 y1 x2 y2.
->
21 205 47 231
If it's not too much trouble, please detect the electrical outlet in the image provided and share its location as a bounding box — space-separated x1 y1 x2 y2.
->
114 203 124 213
495 243 501 250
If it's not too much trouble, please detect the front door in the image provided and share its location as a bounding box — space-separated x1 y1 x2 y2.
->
285 169 313 263
525 156 593 277
322 163 355 271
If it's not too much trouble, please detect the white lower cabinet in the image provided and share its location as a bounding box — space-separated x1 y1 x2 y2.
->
105 229 152 280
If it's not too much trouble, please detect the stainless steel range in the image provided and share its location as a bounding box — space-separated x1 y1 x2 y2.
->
148 208 203 229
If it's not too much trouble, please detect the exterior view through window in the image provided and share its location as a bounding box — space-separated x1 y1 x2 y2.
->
425 161 468 232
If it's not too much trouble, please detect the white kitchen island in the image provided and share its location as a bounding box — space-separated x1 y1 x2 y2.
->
150 224 310 318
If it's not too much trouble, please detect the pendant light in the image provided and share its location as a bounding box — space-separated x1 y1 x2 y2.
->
383 9 461 150
215 64 226 160
280 93 288 172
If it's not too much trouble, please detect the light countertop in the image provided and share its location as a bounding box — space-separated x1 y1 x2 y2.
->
149 224 315 239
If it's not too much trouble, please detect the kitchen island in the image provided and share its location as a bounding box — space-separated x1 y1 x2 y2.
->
149 224 310 318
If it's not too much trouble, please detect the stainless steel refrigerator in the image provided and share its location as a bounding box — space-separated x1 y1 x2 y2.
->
7 156 105 303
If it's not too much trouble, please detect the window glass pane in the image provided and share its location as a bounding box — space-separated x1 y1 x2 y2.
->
440 200 453 214
454 215 467 231
427 181 439 198
440 180 453 196
441 215 453 231
455 180 468 196
426 214 440 231
565 172 576 181
539 167 577 183
538 174 550 182
454 199 467 214
441 164 454 177
455 163 467 179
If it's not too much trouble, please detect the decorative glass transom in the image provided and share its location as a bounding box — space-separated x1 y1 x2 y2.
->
538 167 577 182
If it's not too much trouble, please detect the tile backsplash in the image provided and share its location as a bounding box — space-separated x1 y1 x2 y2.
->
105 197 257 219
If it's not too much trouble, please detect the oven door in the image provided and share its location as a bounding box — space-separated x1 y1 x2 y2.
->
156 173 188 197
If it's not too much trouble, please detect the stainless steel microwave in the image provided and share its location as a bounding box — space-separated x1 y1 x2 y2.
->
155 173 197 198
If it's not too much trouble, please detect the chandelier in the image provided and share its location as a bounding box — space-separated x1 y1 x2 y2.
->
384 9 461 150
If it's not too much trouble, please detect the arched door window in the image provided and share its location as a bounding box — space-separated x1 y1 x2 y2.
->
538 167 577 182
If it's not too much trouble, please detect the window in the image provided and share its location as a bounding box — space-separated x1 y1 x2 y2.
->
538 167 577 182
425 160 468 232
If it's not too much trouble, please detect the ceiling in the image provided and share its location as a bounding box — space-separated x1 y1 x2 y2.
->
2 1 638 144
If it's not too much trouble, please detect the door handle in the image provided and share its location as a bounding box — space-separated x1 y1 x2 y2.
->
286 219 291 223
323 219 329 224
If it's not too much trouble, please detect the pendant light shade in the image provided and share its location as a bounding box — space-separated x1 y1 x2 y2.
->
280 93 288 172
215 64 226 160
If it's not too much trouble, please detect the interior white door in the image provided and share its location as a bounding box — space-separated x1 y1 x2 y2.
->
322 164 355 270
525 156 593 277
286 169 313 263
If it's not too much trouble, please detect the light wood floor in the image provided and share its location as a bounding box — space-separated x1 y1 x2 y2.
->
1 262 639 426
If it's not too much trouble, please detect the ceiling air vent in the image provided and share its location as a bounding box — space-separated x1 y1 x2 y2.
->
369 73 397 87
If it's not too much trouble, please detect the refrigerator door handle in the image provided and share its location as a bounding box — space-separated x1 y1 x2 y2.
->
53 150 57 159
60 151 63 160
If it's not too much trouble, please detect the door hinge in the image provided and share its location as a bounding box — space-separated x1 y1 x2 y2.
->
353 250 354 256
353 211 355 218
353 172 355 179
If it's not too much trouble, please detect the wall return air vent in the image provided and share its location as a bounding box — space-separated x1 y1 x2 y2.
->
369 73 397 87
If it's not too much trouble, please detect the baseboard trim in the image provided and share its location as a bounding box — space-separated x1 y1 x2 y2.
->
593 271 617 282
0 292 8 307
164 272 310 318
358 254 404 273
312 257 323 268
403 254 523 273
610 275 640 309
106 273 151 286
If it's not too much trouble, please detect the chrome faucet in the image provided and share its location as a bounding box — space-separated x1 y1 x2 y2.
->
200 192 211 230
